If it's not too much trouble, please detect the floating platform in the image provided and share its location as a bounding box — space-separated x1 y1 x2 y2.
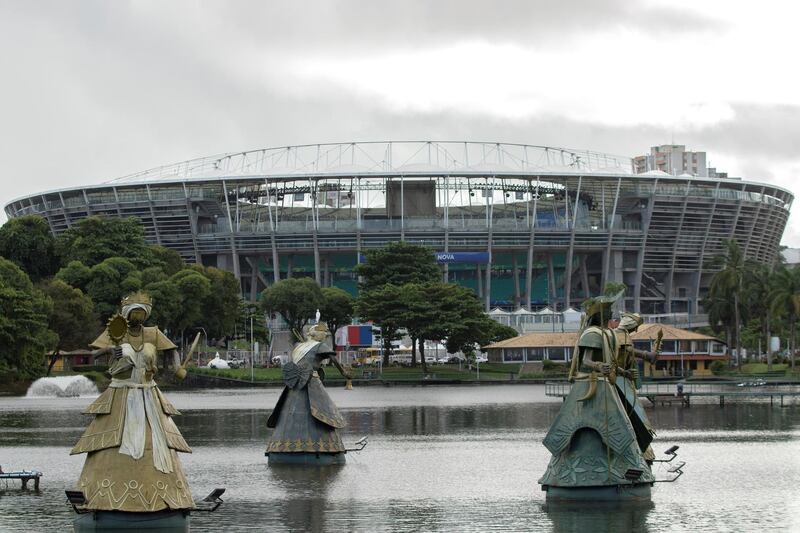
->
73 509 189 531
542 483 652 502
0 470 42 489
266 452 346 466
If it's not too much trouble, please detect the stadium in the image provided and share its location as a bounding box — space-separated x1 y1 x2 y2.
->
4 141 793 321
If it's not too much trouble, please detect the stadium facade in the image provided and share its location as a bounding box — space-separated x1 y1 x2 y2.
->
4 141 793 316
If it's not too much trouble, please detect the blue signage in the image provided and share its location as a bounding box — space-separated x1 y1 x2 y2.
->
359 252 489 264
434 252 490 264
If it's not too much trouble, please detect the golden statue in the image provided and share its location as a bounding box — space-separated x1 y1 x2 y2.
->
70 291 194 519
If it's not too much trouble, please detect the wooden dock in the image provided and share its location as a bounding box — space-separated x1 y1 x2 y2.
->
545 381 800 407
0 470 42 489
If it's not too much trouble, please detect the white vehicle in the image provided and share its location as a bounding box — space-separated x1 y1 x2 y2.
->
437 356 450 364
425 355 437 364
475 355 488 364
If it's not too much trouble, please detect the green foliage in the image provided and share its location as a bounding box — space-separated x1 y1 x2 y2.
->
56 260 92 292
237 302 269 345
260 278 323 342
144 279 182 332
356 284 405 363
202 267 242 339
149 245 185 276
769 266 800 370
83 257 141 320
58 216 151 268
0 215 60 282
40 279 98 352
709 360 726 375
0 258 55 380
488 322 519 343
320 287 354 349
169 269 212 337
356 241 440 293
706 239 753 367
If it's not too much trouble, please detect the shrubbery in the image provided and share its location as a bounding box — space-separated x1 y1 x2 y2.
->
709 360 726 375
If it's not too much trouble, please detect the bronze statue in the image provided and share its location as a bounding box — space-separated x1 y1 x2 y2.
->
266 323 354 465
69 292 196 528
539 292 670 500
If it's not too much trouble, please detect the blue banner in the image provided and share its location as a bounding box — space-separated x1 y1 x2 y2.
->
434 252 490 264
359 252 490 264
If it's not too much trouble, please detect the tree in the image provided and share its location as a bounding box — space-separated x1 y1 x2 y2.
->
707 239 750 368
237 302 270 347
744 264 777 369
40 279 97 375
169 268 212 347
488 322 519 344
260 278 324 342
149 245 185 276
356 241 440 293
57 216 151 268
320 287 354 351
0 215 60 282
144 278 182 334
202 266 242 340
398 283 439 370
56 260 92 292
83 257 142 320
356 284 405 366
770 266 800 371
0 258 55 380
437 285 497 360
703 288 735 353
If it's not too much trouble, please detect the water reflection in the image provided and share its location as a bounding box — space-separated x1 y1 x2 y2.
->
268 465 342 532
543 501 653 533
0 387 797 532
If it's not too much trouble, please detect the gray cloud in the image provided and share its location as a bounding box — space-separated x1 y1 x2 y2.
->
1 1 796 247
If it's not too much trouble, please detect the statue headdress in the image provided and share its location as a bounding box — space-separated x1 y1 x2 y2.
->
120 291 153 320
580 289 624 330
618 312 643 331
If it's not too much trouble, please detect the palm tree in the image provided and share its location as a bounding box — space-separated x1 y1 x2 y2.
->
703 288 735 355
770 266 800 371
745 264 777 370
707 239 750 369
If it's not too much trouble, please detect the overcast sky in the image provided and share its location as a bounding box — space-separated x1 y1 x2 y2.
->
1 0 799 246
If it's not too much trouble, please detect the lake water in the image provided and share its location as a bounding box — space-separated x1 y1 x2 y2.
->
0 385 798 532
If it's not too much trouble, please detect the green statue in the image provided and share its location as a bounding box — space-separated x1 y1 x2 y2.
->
539 292 661 501
266 323 354 465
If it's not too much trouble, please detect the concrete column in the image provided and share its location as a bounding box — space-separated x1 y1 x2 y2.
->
512 252 521 308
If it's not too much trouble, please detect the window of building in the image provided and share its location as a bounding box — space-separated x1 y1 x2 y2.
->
689 360 698 370
526 347 545 361
679 340 692 353
503 348 524 362
695 340 708 353
711 342 726 354
633 340 651 351
548 347 567 361
661 340 676 353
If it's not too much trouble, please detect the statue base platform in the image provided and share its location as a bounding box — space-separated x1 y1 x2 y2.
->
267 452 346 466
73 509 190 531
542 483 652 502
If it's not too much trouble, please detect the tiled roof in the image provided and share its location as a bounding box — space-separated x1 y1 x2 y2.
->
484 323 723 349
631 323 723 342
